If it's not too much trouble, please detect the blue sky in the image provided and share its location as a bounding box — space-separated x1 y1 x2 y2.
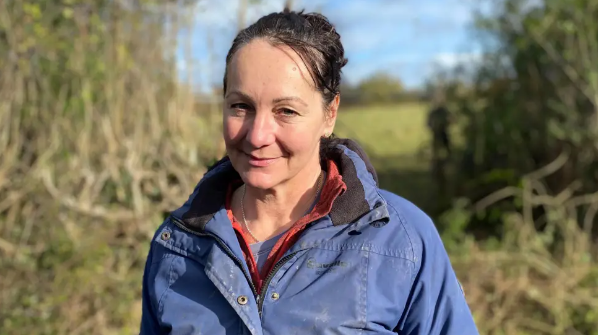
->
177 0 486 92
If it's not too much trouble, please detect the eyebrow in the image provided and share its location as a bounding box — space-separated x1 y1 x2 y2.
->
225 91 254 103
225 91 308 107
273 96 308 107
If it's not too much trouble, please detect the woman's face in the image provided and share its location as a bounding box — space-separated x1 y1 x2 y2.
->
223 39 337 190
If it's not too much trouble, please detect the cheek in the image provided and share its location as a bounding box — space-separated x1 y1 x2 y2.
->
278 126 320 156
223 116 243 143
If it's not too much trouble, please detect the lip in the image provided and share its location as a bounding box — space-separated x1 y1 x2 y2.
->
245 153 279 167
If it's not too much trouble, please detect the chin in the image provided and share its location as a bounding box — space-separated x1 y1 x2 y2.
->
241 171 280 190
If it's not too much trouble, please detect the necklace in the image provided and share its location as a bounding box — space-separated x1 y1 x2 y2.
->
241 171 324 242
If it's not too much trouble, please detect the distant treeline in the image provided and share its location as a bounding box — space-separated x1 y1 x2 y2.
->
207 72 427 108
340 73 425 106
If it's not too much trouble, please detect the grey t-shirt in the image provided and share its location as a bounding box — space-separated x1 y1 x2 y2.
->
249 171 326 273
249 231 286 273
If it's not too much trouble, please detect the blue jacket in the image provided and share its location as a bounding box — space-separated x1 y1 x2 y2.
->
140 139 479 335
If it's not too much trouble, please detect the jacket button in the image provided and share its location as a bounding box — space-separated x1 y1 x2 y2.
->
161 231 171 241
237 295 248 305
271 292 279 300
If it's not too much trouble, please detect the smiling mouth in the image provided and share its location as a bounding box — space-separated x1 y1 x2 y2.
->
244 153 279 167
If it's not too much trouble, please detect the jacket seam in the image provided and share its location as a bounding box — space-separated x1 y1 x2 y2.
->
364 249 416 263
360 248 370 333
309 246 416 263
384 201 417 270
204 265 258 333
146 257 161 317
155 240 189 258
156 256 177 312
152 226 191 258
149 252 178 266
154 240 189 258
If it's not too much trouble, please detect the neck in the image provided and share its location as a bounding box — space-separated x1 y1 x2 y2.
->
237 160 324 241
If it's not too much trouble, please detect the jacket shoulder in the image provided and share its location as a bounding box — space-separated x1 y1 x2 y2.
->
378 189 443 263
377 192 478 333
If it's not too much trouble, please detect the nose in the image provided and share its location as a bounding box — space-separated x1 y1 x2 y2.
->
245 110 276 149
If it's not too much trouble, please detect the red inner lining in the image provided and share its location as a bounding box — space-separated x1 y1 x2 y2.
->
225 159 347 294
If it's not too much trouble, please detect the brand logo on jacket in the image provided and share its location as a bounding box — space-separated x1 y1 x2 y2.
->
306 257 350 275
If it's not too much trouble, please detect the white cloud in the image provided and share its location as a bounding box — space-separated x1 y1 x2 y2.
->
342 51 431 86
433 51 482 69
193 0 328 31
180 0 482 91
326 0 481 86
329 0 475 29
339 26 391 53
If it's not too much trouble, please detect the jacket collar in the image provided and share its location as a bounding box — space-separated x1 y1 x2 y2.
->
172 138 384 231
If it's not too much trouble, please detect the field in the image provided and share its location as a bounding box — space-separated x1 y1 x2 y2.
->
335 102 440 211
336 104 598 335
336 102 432 158
4 1 597 332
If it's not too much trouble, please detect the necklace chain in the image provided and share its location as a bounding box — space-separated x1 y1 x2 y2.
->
241 171 324 242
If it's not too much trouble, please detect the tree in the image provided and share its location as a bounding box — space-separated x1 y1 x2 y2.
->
356 72 404 104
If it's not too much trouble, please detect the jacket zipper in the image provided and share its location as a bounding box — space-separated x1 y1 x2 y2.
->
257 251 300 317
170 216 259 299
172 216 392 318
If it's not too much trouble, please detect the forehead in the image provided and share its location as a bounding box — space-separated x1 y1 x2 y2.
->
226 39 317 97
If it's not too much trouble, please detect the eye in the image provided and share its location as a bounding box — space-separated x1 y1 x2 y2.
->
277 108 298 117
231 103 251 111
229 103 252 117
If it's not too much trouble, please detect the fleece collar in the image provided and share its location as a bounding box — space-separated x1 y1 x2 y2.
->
174 138 382 231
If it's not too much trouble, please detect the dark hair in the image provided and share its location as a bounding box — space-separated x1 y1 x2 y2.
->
223 8 348 107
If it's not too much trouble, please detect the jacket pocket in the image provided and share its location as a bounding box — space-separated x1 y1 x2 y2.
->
145 224 246 335
261 246 369 334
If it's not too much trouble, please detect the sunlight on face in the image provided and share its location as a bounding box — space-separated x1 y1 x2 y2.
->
223 39 335 190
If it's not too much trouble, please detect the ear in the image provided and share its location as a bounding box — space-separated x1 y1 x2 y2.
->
324 94 340 135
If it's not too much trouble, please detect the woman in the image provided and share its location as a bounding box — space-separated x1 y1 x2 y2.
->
140 8 479 335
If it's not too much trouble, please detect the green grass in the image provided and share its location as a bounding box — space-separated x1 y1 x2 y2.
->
336 102 431 160
335 102 439 210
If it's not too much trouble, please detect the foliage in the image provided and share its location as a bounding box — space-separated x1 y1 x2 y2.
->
434 0 598 233
428 0 598 333
341 73 422 106
2 0 598 334
0 1 221 334
445 156 598 335
338 102 598 334
356 73 404 103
